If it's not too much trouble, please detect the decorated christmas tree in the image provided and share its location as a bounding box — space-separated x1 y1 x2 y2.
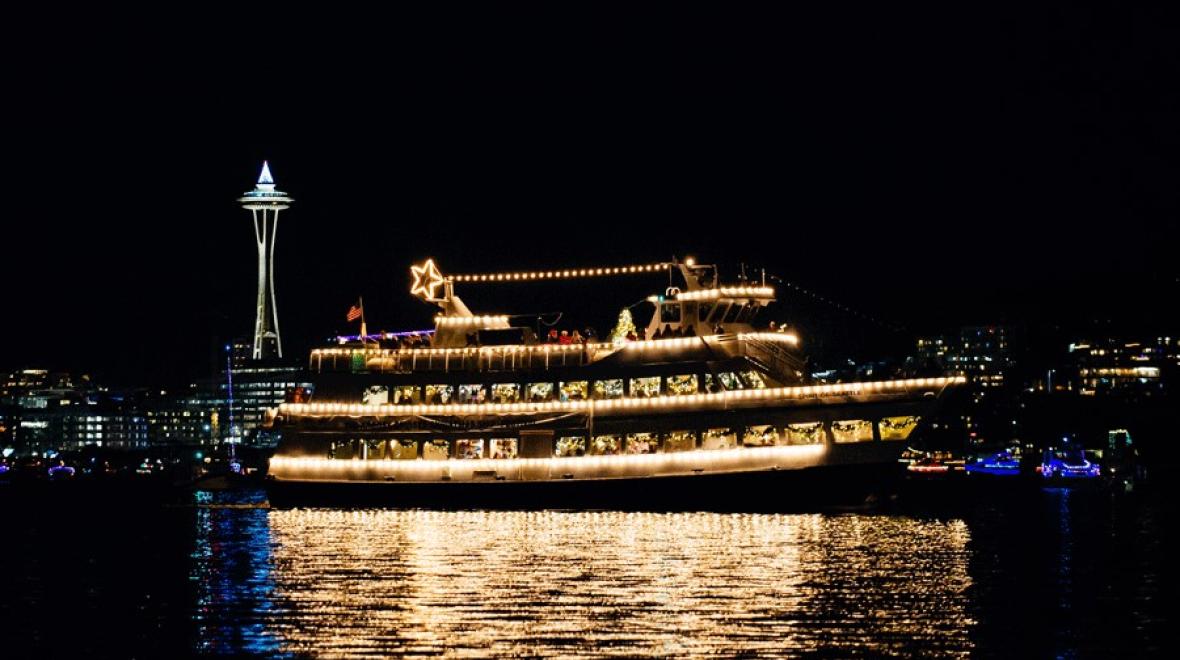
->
610 307 636 343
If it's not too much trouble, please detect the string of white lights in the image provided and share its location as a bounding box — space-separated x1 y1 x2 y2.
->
269 443 828 477
675 287 774 301
449 263 670 283
768 275 905 333
278 376 964 418
311 332 799 358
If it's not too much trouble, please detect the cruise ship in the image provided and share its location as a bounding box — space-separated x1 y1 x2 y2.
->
266 258 963 508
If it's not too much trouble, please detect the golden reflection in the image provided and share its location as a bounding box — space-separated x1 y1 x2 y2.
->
264 510 975 656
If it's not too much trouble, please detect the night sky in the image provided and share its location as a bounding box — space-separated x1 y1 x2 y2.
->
3 7 1178 386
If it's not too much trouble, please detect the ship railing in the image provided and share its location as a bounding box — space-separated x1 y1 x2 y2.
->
730 336 803 381
311 343 621 374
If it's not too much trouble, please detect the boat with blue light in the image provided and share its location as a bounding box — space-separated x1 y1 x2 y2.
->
964 447 1023 477
1038 442 1101 482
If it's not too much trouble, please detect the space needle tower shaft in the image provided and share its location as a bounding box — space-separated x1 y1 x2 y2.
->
237 161 293 360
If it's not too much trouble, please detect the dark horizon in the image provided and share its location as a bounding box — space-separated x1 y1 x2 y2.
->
3 7 1178 387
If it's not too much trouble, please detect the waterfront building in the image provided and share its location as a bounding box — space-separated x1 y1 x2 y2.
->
911 326 1019 446
142 389 218 446
1064 336 1172 397
59 408 149 450
914 326 1015 388
220 344 310 447
0 374 149 452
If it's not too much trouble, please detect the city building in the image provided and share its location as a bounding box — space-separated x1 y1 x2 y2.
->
0 370 150 452
142 388 218 446
1064 336 1174 397
912 326 1019 445
219 338 310 447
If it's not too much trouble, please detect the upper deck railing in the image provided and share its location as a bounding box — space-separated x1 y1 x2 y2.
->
310 332 799 375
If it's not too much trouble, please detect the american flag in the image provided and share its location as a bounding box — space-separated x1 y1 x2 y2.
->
347 304 362 322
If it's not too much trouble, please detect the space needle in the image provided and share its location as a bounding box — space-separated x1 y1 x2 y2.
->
238 161 292 360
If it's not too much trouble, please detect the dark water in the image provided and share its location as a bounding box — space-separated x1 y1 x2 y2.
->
0 486 1172 658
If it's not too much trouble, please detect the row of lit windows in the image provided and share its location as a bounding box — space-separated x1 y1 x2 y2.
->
361 372 769 405
325 417 921 460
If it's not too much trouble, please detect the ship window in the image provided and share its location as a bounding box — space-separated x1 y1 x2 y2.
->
722 372 746 390
328 440 354 459
711 303 730 326
527 382 555 402
458 384 487 404
735 305 755 324
739 371 767 389
879 416 920 440
559 381 588 401
702 428 737 450
630 376 661 398
662 430 696 452
393 385 419 405
390 439 418 459
556 436 586 457
489 438 518 459
723 304 743 324
831 420 873 443
660 303 682 324
491 383 522 403
784 422 824 445
667 374 698 395
456 438 484 459
590 435 620 455
743 425 778 446
593 379 624 399
425 384 453 404
423 439 450 460
698 302 714 323
362 385 389 405
356 439 379 460
625 432 658 454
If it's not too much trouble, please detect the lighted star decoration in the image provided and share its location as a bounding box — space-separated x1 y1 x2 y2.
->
410 259 446 300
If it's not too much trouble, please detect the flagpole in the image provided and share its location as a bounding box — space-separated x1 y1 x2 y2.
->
359 296 368 343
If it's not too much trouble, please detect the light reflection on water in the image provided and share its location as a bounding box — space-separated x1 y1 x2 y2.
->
193 508 975 657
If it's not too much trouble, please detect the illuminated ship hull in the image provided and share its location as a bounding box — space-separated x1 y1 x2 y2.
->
267 257 965 509
267 375 963 509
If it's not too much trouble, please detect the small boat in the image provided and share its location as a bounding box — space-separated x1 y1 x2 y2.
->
906 455 953 474
47 461 77 480
1038 444 1100 481
964 448 1022 477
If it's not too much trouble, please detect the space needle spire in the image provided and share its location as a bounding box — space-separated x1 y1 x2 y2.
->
238 161 293 360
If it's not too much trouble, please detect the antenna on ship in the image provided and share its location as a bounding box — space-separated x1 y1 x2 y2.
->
225 344 238 470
